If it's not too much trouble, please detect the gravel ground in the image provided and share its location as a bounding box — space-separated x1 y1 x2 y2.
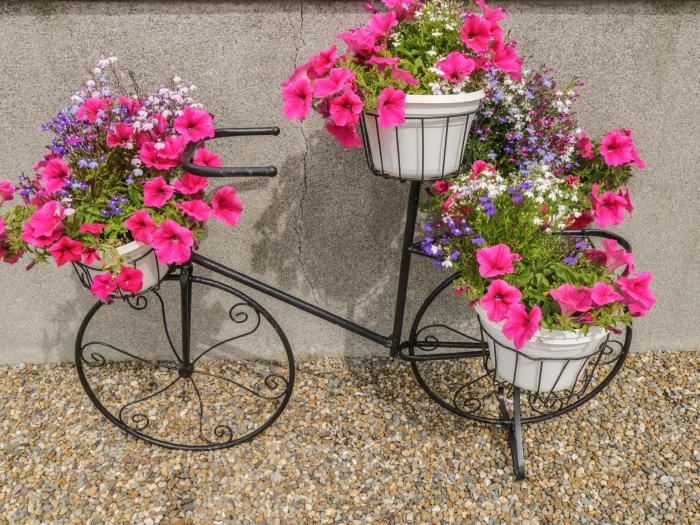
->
1 350 698 524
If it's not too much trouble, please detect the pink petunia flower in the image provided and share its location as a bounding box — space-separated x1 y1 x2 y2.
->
489 40 523 81
566 210 594 230
391 65 419 86
124 210 156 244
143 176 174 208
337 27 376 57
79 223 107 235
460 14 493 53
48 236 83 267
151 220 194 264
41 159 71 194
377 86 406 128
117 96 142 117
90 273 117 301
502 303 541 350
476 244 518 278
282 77 313 121
309 45 337 78
82 246 100 265
115 267 144 294
435 52 476 84
329 90 363 126
599 129 644 168
367 11 398 38
21 201 65 247
174 173 209 195
480 279 522 322
177 199 212 221
591 282 624 307
576 131 594 159
472 160 495 180
616 272 656 317
106 123 134 148
0 180 15 204
590 183 628 228
0 217 5 236
174 107 215 143
139 135 187 170
549 284 593 316
211 187 244 226
434 180 450 195
477 0 509 40
584 239 635 274
325 122 363 148
75 98 106 123
313 68 356 98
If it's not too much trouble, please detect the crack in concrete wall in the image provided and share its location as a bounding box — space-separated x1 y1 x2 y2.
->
293 0 321 305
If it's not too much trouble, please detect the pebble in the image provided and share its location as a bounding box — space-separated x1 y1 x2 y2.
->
0 351 698 523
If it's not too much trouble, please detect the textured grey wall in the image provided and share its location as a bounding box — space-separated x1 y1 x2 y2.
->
0 1 698 363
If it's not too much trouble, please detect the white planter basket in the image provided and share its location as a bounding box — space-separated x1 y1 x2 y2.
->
360 90 485 180
474 304 609 393
72 240 169 296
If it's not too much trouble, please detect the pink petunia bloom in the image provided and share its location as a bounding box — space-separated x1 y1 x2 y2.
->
177 199 212 221
600 130 634 166
480 279 522 322
309 45 337 78
460 14 493 53
590 183 628 228
591 282 624 307
124 210 156 244
117 96 142 116
621 129 645 169
489 40 523 81
174 107 215 143
566 210 594 230
434 180 450 195
477 0 509 40
41 159 71 193
313 68 356 98
115 267 144 294
282 77 313 120
584 240 635 276
48 236 83 267
329 90 363 126
435 52 476 84
377 86 406 128
75 98 106 123
472 160 495 180
21 201 65 247
391 65 419 86
143 176 175 208
174 172 209 195
211 187 244 226
0 180 15 204
616 272 655 317
0 217 4 236
325 122 363 148
79 223 107 235
139 135 187 170
106 123 134 148
82 246 100 265
90 273 117 301
367 11 398 38
503 303 541 350
337 27 376 57
476 244 519 278
576 131 594 159
151 220 194 265
550 284 593 316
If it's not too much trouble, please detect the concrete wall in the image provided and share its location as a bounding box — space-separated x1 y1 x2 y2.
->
0 1 698 363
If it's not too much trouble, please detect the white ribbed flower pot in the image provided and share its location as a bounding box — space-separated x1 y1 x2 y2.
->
474 304 609 392
362 90 485 180
117 241 168 294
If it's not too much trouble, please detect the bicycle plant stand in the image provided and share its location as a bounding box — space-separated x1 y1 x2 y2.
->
74 127 632 478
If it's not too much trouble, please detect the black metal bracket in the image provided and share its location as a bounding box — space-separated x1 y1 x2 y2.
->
497 387 526 480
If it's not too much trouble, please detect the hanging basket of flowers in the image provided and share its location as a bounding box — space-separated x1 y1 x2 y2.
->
0 57 244 302
282 0 522 181
421 65 654 393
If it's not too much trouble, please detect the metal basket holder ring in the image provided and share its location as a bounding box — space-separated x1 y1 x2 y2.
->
72 126 633 479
